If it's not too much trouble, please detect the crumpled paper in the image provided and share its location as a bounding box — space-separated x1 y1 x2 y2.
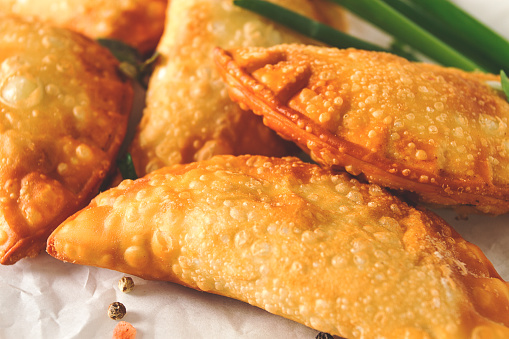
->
0 253 318 338
1 1 509 338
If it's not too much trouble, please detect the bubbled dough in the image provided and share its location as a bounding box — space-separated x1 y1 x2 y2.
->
128 0 345 176
0 0 167 54
214 45 509 214
48 155 509 339
0 15 132 264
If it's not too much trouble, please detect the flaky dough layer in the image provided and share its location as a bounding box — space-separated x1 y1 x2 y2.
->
0 0 167 54
129 0 347 177
214 44 509 214
0 15 133 264
48 155 509 338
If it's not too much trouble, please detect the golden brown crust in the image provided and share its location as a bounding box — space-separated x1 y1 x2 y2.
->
214 44 509 214
48 154 509 338
128 0 349 177
0 0 167 54
0 15 133 264
313 0 349 32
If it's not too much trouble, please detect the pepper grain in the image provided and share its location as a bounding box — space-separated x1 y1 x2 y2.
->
118 276 135 293
108 302 127 320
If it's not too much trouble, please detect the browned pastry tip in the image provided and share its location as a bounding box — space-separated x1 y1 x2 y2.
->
48 155 509 338
214 44 509 215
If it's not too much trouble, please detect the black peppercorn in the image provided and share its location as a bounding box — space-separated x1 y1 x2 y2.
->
316 332 334 339
108 301 127 320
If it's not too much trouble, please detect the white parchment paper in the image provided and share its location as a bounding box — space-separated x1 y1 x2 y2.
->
1 1 509 338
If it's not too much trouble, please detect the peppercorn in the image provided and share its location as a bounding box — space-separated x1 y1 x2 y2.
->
108 302 127 320
315 332 334 339
118 276 135 293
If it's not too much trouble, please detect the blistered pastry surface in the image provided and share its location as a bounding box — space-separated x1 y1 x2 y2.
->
214 44 509 214
48 155 509 338
0 0 167 54
0 15 132 263
128 0 343 176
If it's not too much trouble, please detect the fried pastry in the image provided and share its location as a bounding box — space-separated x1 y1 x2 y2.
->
0 0 167 54
0 15 133 264
128 0 347 177
214 44 509 215
314 0 349 32
48 155 509 338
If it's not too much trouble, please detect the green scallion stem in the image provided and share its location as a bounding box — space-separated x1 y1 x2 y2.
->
501 70 509 101
117 153 138 180
330 0 485 71
97 38 140 65
407 0 509 73
233 0 405 56
380 0 498 73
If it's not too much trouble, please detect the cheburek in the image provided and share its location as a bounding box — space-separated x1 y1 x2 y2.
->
0 15 133 264
214 45 509 215
48 155 509 339
0 0 167 54
128 0 346 177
